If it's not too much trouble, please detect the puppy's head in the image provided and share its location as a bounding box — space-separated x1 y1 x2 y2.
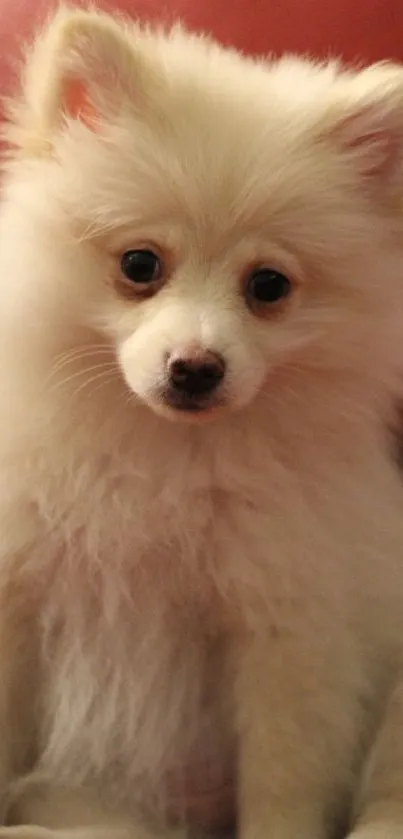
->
3 8 403 422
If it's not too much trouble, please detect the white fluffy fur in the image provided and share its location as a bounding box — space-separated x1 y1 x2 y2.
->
1 8 403 839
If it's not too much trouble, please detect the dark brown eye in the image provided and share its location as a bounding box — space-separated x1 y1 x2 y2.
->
120 249 162 286
246 268 291 304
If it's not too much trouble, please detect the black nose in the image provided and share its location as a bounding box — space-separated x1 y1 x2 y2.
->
168 350 226 397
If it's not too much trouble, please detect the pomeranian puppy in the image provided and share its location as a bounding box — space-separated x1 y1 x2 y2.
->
1 7 403 839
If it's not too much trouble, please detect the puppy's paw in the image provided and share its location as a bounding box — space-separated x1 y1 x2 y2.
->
0 830 131 839
348 826 402 839
0 830 115 839
0 830 53 839
0 827 186 839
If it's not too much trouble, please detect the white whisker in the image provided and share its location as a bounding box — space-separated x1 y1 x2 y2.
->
72 369 118 400
52 362 118 394
47 345 115 386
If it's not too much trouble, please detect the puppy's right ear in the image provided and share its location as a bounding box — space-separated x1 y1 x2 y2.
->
5 7 157 154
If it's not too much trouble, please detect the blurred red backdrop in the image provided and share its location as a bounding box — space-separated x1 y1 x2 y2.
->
0 0 400 100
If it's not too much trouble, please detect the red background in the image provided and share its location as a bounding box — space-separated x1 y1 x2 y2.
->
0 0 400 97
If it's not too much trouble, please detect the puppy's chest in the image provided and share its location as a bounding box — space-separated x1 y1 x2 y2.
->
36 471 267 827
39 592 235 827
53 468 270 621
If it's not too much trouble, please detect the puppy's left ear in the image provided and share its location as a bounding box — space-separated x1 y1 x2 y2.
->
326 64 403 185
6 7 159 153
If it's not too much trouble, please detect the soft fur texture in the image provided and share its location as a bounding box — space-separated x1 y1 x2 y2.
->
2 8 403 839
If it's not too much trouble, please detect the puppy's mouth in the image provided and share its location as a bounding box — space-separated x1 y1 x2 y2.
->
163 388 222 413
156 386 225 421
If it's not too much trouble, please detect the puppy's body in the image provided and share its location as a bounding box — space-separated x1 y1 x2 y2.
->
0 336 397 833
1 9 403 839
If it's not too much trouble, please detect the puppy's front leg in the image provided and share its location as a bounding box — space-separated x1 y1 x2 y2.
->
0 572 38 822
237 632 358 839
3 781 187 839
348 678 403 839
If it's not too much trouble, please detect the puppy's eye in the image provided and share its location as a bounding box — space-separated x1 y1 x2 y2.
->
246 268 291 305
120 249 162 287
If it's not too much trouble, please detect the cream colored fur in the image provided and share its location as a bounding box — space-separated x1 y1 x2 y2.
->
1 7 403 839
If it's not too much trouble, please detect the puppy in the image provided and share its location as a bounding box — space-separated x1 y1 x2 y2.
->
1 7 403 839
